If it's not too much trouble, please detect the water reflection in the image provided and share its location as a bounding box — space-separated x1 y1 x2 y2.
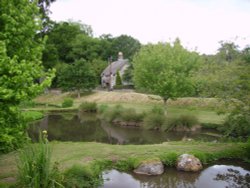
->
101 164 250 188
28 112 220 144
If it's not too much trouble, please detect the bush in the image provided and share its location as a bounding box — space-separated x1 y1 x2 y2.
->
163 115 199 131
63 165 101 188
79 102 97 112
221 107 250 138
22 111 44 122
61 98 74 108
160 152 178 167
17 132 63 188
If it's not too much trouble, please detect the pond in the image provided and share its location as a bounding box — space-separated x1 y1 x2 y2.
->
100 161 250 188
28 112 221 144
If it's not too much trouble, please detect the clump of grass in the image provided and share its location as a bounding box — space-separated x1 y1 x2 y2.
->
63 164 101 188
97 104 109 114
61 98 74 108
114 158 140 171
120 108 144 122
160 152 178 167
143 113 166 130
142 106 167 130
100 105 124 122
17 132 63 188
163 115 199 131
79 102 97 112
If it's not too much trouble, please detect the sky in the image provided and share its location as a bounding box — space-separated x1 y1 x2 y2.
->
50 0 250 54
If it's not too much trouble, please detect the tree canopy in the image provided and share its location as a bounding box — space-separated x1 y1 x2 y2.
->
133 39 200 103
0 0 54 153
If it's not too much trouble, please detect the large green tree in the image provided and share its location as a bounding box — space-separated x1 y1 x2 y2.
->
0 0 54 153
133 39 200 104
58 59 97 98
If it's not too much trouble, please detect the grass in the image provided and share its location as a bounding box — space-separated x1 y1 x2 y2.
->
0 141 248 186
22 111 44 122
27 91 227 125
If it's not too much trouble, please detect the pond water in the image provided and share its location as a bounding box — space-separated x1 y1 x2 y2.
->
100 161 250 188
28 112 221 144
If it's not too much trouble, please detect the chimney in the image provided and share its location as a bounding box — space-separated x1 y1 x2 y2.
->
118 52 123 60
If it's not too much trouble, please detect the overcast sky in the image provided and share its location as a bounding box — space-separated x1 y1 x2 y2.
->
50 0 250 54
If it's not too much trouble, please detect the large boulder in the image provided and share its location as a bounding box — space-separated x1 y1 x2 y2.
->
176 154 202 172
134 160 164 175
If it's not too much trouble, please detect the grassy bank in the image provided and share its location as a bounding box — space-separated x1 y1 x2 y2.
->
28 91 226 125
0 141 249 186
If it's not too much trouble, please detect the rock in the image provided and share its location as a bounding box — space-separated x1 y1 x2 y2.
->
176 154 202 172
134 160 164 175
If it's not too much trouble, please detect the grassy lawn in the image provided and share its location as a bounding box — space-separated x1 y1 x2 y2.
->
0 141 247 185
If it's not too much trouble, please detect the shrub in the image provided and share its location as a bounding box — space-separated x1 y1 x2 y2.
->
143 113 166 130
17 132 63 188
79 102 97 112
160 152 178 167
222 107 250 138
61 98 73 108
63 165 101 188
163 115 199 131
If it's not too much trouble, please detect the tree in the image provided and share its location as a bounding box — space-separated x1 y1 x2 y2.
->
111 35 141 60
133 39 200 104
0 0 54 153
115 71 122 86
58 59 97 98
217 41 240 63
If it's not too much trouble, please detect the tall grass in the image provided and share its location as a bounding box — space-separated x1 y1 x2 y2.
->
17 132 63 188
162 115 199 131
79 102 97 112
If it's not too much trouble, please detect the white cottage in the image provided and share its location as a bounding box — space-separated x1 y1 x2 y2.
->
101 52 129 89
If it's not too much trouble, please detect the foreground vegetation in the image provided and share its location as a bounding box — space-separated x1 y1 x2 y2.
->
0 140 249 187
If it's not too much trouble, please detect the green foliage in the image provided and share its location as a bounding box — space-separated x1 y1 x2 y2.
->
99 105 144 123
143 113 166 130
97 104 109 114
22 111 44 122
163 115 199 131
63 165 101 188
221 105 250 138
79 102 97 112
61 98 74 108
58 59 97 97
114 158 140 171
0 0 54 152
17 133 63 188
100 105 124 122
160 152 178 166
120 108 144 122
115 71 122 86
133 39 200 103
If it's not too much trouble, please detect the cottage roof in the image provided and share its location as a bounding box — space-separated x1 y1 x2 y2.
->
101 59 129 76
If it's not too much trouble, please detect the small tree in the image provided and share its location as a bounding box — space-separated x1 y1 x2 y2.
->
115 71 122 87
58 59 97 98
133 39 200 105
